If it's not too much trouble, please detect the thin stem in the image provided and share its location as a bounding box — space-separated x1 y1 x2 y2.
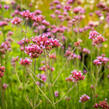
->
29 72 53 105
0 79 5 109
82 103 85 109
33 59 36 107
52 60 68 86
54 84 75 105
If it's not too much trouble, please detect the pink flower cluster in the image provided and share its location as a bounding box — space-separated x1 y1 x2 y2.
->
64 49 72 57
89 31 99 40
32 35 61 50
7 31 13 37
20 10 31 20
39 65 46 72
82 48 90 54
20 58 32 66
18 38 30 46
71 70 85 81
65 50 81 60
11 56 19 67
73 6 85 14
66 75 74 82
25 44 43 58
0 41 11 55
79 94 90 103
54 91 59 97
49 53 56 59
4 5 9 10
67 0 75 4
18 38 30 51
66 70 85 82
94 100 109 109
0 21 8 27
2 83 8 90
19 10 46 24
39 65 55 72
89 31 106 46
93 35 106 45
0 65 5 78
11 17 22 25
36 74 47 86
74 40 81 47
93 55 109 65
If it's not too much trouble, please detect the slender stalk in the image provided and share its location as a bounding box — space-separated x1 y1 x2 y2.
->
0 79 5 109
45 51 55 108
29 72 53 104
33 59 36 107
77 82 80 109
94 66 101 102
52 60 69 86
54 84 75 105
82 103 85 109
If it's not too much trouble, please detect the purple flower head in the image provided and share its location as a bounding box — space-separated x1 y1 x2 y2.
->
79 94 90 103
54 91 59 97
2 83 8 89
73 6 85 14
4 5 9 10
89 31 99 40
106 15 109 24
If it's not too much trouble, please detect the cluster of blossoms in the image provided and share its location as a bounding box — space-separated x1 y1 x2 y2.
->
97 2 109 12
49 53 56 59
74 25 92 33
7 31 13 37
0 41 11 55
54 91 59 97
6 32 13 43
89 31 106 46
94 100 109 109
69 53 81 60
20 10 44 23
67 0 75 4
74 40 82 47
89 31 99 40
20 10 49 31
95 10 103 17
51 25 67 34
79 94 90 103
12 9 41 20
49 0 86 34
25 44 43 58
4 5 9 10
18 38 30 51
11 56 19 67
2 83 8 90
106 15 109 24
39 65 55 72
20 10 32 20
20 58 32 66
0 4 10 10
73 6 85 14
36 74 47 86
0 21 8 27
71 70 85 81
64 50 81 60
0 65 5 78
11 9 51 35
11 17 22 25
32 35 61 50
66 70 85 82
93 54 109 65
82 48 90 54
88 21 99 28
